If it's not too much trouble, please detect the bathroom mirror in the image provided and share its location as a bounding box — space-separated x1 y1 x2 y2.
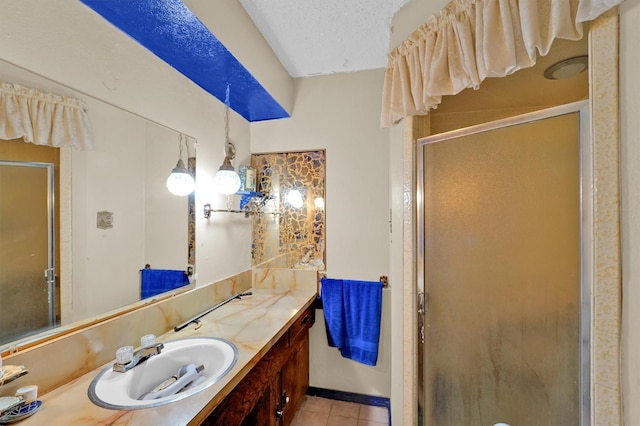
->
250 150 326 270
0 59 195 349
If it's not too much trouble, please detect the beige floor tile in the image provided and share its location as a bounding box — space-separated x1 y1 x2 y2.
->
291 409 330 426
302 395 335 413
357 420 387 426
330 400 361 418
358 405 388 423
327 414 359 426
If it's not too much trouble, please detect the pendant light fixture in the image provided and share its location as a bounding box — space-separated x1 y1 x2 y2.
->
166 134 195 196
213 85 241 195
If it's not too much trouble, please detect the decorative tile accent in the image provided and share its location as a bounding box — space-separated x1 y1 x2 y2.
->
589 8 622 424
251 151 325 268
187 156 196 266
252 267 319 293
401 115 423 426
594 328 621 391
95 210 113 230
594 383 622 426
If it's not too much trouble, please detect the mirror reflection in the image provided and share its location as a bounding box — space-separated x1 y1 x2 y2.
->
0 60 196 348
250 150 325 270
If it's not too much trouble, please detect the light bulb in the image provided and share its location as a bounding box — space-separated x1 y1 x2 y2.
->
314 197 325 210
213 169 241 195
166 159 195 196
213 154 241 195
286 189 304 209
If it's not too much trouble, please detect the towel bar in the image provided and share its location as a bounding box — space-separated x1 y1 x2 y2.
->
380 275 389 288
318 273 389 288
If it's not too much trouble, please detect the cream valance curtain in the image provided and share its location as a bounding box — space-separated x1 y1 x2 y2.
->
0 81 93 149
381 0 624 127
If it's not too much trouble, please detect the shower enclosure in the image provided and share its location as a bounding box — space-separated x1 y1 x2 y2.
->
416 101 591 425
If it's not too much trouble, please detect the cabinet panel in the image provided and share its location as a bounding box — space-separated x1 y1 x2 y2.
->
244 372 280 426
282 334 310 426
203 336 289 425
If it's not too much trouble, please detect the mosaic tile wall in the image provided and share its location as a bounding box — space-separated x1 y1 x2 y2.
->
188 156 196 267
250 151 325 268
589 10 622 424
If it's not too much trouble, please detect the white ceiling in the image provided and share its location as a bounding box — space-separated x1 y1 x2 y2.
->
239 0 411 78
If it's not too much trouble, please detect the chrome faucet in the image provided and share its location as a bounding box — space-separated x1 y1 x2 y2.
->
300 245 315 265
113 334 164 373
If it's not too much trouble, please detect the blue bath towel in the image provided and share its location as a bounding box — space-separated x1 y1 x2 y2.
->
140 269 190 299
321 277 383 366
321 278 345 348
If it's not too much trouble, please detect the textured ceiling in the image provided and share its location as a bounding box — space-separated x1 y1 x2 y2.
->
239 0 410 78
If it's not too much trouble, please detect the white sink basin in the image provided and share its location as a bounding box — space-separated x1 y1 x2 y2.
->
88 337 237 410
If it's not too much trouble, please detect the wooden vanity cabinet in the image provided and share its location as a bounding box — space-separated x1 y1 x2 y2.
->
201 304 315 426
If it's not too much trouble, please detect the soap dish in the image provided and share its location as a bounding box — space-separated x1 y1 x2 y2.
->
0 400 42 424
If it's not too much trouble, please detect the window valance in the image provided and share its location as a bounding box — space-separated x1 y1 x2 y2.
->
381 0 624 127
0 81 93 150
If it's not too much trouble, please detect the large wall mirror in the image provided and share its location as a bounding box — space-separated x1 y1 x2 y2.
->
0 59 195 350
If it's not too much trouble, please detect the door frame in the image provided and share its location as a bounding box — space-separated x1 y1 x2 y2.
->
415 100 592 425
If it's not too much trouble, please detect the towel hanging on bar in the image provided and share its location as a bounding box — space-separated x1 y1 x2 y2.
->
318 273 389 288
320 277 383 366
140 268 190 299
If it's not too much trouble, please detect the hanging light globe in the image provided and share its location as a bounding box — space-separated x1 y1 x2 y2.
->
213 156 241 195
166 157 195 196
166 134 195 196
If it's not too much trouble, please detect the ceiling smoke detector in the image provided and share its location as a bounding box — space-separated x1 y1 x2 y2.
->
544 55 589 80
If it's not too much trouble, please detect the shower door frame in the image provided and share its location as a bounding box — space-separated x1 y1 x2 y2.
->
0 160 57 329
415 100 592 425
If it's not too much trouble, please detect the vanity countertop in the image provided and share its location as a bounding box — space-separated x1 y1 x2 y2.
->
17 288 317 426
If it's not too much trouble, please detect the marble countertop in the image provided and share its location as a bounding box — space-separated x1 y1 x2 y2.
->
18 288 317 426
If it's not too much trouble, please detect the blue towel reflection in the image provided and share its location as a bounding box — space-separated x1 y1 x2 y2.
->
140 268 190 299
321 277 383 366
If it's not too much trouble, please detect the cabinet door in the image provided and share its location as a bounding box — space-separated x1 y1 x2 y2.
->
281 334 310 426
244 372 281 426
271 372 284 426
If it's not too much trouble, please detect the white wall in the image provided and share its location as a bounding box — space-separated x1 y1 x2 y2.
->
250 70 392 397
144 125 191 271
71 98 147 320
620 0 640 424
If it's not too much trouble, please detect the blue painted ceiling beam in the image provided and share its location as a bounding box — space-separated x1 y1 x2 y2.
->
79 0 290 122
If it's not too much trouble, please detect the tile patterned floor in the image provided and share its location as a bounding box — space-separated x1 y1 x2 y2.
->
291 395 389 426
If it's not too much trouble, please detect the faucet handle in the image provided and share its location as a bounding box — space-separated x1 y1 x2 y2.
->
116 346 134 365
140 334 157 348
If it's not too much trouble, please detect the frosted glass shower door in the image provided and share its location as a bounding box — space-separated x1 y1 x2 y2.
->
0 161 54 344
420 111 583 425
